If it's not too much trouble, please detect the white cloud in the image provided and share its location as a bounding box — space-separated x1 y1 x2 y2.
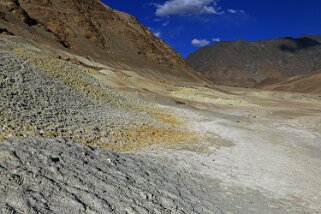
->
212 38 221 42
227 9 237 14
191 39 210 47
155 0 222 16
154 32 161 38
227 9 246 14
162 21 170 26
148 27 161 38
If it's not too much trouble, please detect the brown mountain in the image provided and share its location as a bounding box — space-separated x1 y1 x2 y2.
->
186 36 321 87
0 0 202 82
264 71 321 95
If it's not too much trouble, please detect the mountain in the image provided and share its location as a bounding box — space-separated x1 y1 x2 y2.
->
186 36 321 87
264 71 321 94
0 0 202 82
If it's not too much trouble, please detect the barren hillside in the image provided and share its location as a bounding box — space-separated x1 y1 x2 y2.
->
186 36 321 87
0 0 202 82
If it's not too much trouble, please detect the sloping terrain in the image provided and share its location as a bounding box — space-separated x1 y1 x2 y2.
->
186 36 321 87
0 138 219 214
3 138 315 214
264 71 321 94
0 36 198 151
0 1 320 214
1 35 321 213
0 0 202 82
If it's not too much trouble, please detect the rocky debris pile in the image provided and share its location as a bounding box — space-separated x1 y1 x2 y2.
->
0 138 219 214
0 51 154 148
0 37 201 151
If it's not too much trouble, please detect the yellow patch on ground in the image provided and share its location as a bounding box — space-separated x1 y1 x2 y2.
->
2 48 205 152
91 125 202 152
244 91 321 104
148 109 184 127
0 120 202 152
11 48 145 111
171 87 256 107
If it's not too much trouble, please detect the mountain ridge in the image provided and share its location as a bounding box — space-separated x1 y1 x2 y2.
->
186 35 321 88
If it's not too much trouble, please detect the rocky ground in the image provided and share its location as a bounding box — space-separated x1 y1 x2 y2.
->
160 85 321 212
1 36 321 213
1 138 217 214
0 138 313 214
0 36 196 151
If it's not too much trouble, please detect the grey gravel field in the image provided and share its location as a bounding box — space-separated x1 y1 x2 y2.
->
0 138 311 214
0 45 158 149
0 49 150 125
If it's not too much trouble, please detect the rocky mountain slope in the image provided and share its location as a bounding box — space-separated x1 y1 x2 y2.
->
186 36 321 87
0 0 201 82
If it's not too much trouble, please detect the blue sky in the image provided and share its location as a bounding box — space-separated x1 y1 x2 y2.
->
102 0 321 57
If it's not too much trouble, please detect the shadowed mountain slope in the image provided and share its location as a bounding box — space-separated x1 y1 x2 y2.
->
0 0 202 82
186 36 321 87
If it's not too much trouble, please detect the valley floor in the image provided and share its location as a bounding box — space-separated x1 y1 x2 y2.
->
1 36 321 213
146 96 321 213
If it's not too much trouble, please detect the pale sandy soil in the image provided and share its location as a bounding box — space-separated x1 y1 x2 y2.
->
93 59 321 213
143 89 321 213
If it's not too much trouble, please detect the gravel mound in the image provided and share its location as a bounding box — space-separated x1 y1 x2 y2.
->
0 50 157 148
0 138 218 214
0 41 199 151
